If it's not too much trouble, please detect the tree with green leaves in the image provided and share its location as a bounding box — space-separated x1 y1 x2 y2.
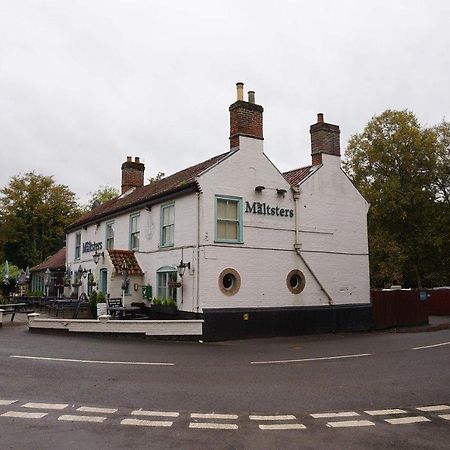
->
83 185 119 211
344 110 450 288
0 172 81 269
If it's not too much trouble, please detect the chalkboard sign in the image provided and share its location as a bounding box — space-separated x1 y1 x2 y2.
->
107 298 122 308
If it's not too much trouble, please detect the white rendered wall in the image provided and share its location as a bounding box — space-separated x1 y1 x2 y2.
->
297 153 370 304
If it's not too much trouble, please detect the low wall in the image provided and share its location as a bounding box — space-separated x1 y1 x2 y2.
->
371 290 429 330
427 289 450 315
27 314 203 337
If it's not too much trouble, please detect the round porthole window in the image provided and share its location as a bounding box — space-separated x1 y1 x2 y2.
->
219 268 241 296
286 269 305 294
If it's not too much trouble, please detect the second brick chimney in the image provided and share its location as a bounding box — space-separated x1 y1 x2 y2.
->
229 82 264 149
310 113 341 165
121 156 145 194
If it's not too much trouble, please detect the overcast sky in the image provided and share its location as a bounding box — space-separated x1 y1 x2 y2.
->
1 0 449 203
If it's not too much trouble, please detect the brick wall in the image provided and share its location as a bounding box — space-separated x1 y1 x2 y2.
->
229 100 264 149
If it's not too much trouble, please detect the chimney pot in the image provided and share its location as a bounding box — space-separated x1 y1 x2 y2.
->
135 157 140 163
127 156 132 162
236 82 244 101
317 113 324 123
248 91 255 104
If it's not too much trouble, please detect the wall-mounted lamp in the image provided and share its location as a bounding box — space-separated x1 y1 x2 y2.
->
255 185 265 192
277 188 287 197
93 251 104 265
177 259 191 278
77 265 83 278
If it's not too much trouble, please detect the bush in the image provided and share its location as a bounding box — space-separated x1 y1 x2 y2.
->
97 292 106 303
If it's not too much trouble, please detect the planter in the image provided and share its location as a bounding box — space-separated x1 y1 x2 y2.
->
151 304 178 315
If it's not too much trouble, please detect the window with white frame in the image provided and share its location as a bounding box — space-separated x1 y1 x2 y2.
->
156 267 178 301
75 232 81 259
160 203 175 247
215 195 243 243
105 222 114 250
129 214 140 250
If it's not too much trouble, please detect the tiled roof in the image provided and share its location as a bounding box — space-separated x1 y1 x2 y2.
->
108 250 144 275
282 165 320 185
68 151 231 230
31 247 66 272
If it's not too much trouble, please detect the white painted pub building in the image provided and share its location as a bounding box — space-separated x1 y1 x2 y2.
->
66 83 372 339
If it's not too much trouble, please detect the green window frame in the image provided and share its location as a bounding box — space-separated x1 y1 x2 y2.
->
156 266 178 301
105 221 114 250
215 195 243 243
160 203 175 247
129 213 140 250
75 232 81 259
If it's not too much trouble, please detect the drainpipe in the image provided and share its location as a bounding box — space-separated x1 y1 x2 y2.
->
292 186 333 306
196 192 201 313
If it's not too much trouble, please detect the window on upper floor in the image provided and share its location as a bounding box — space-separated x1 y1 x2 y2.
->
160 203 175 247
129 213 140 250
75 232 81 259
105 222 114 250
215 195 243 243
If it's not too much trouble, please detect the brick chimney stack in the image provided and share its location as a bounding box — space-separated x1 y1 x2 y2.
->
229 82 264 150
121 156 145 194
310 113 341 165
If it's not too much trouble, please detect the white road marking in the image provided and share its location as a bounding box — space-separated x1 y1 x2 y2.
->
191 413 238 420
364 409 407 416
121 418 173 427
259 424 306 430
58 414 106 423
249 415 296 421
412 341 450 350
1 411 48 419
327 420 375 428
385 416 430 425
22 402 68 410
438 414 450 420
251 353 371 365
189 422 238 430
417 405 450 412
0 400 17 406
77 407 118 414
311 411 359 419
131 409 180 418
11 355 174 366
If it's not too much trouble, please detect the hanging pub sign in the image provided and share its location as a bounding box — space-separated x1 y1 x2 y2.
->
82 241 103 253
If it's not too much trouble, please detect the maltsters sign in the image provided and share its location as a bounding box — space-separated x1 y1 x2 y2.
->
245 201 294 218
82 241 102 253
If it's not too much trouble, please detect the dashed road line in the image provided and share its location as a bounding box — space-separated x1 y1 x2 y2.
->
189 422 238 430
438 414 450 421
77 406 118 414
385 416 430 425
22 402 68 410
412 341 450 350
1 411 48 419
191 413 238 420
58 414 106 423
327 420 375 428
249 414 296 421
121 418 173 427
417 405 450 412
251 353 371 365
0 400 17 406
11 355 174 366
364 409 407 416
259 424 306 430
311 411 359 419
131 409 180 417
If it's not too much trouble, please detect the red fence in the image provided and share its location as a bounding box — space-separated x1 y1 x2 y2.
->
427 289 450 315
371 290 429 330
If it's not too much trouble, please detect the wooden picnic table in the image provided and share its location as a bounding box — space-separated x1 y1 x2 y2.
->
0 303 34 322
107 305 142 319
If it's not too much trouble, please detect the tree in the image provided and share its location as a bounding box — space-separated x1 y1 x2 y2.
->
83 185 119 211
0 172 81 269
148 172 165 183
344 110 450 288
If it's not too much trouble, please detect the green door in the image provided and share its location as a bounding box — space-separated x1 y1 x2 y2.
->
100 269 108 295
